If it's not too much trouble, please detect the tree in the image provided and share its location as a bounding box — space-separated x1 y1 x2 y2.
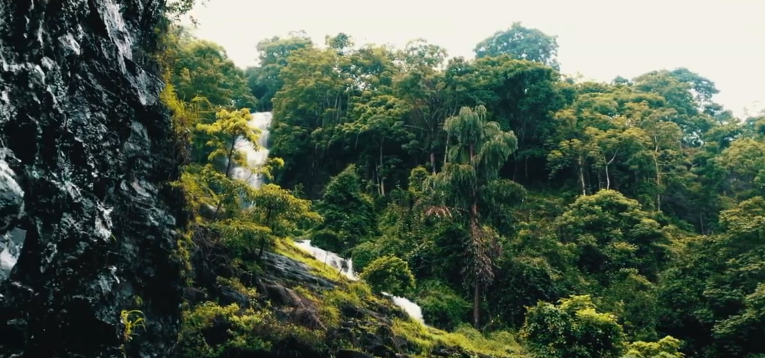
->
623 336 684 358
395 39 452 174
450 55 562 183
474 22 560 69
248 184 322 258
556 190 672 283
314 165 376 254
246 34 314 110
165 0 203 21
171 38 256 109
715 137 765 200
196 108 282 217
632 69 718 145
269 46 352 194
658 197 765 358
343 94 411 196
424 105 518 327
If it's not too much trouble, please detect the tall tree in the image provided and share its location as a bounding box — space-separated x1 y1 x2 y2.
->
395 39 452 174
246 33 314 110
474 22 560 69
248 184 322 258
314 165 377 254
196 108 282 217
425 105 518 327
171 38 257 109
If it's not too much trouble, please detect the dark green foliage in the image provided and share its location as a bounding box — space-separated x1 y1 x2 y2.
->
359 256 416 296
347 242 375 274
658 197 765 358
474 22 560 69
521 295 626 358
556 190 672 282
314 165 377 254
416 280 471 331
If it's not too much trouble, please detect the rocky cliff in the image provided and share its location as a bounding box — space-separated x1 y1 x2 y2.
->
0 1 187 357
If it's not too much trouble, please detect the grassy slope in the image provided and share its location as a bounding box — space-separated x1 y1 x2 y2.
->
274 238 528 358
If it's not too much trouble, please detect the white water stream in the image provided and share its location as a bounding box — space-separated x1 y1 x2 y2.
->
231 112 272 189
232 112 425 324
293 240 424 324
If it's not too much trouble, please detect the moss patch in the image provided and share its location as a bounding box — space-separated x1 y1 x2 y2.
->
392 318 524 358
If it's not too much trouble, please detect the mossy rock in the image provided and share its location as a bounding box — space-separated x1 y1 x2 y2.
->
180 244 523 358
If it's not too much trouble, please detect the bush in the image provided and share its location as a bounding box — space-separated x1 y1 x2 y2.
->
623 336 683 358
350 241 379 273
179 302 324 358
521 295 626 358
416 280 470 330
309 229 344 254
360 255 416 296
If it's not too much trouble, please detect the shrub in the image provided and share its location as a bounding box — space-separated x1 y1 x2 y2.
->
350 241 379 273
416 280 470 330
309 229 344 254
360 255 416 296
521 295 626 358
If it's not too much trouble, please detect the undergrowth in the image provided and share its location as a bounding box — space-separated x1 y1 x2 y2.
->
392 318 523 358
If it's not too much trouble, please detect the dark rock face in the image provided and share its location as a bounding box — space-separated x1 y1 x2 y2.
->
0 1 186 357
261 252 336 289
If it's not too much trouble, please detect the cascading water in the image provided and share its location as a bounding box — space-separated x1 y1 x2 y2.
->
233 112 425 324
293 240 357 280
231 112 272 188
293 240 424 324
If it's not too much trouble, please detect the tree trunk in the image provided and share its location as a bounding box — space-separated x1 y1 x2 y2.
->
578 156 586 196
430 152 436 174
379 138 386 196
443 135 450 166
653 143 662 211
469 143 481 328
215 134 239 217
473 283 480 328
258 208 273 260
258 237 266 259
334 93 340 122
604 150 618 190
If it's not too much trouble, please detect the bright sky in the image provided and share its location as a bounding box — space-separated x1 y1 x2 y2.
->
188 0 764 117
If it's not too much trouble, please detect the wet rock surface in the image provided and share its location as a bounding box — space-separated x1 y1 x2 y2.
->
0 1 186 357
261 252 337 289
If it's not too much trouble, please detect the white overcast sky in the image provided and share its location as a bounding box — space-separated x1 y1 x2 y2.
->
187 0 764 117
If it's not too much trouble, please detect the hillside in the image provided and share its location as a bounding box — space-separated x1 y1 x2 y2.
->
180 235 525 358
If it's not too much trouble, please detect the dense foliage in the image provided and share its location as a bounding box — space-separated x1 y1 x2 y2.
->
158 7 765 357
360 255 416 296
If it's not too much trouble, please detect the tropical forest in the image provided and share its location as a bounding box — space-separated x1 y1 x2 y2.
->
1 1 764 358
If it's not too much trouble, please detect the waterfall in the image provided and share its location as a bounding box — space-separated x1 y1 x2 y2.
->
382 292 424 323
231 112 272 189
293 239 425 324
293 240 357 280
229 112 425 324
